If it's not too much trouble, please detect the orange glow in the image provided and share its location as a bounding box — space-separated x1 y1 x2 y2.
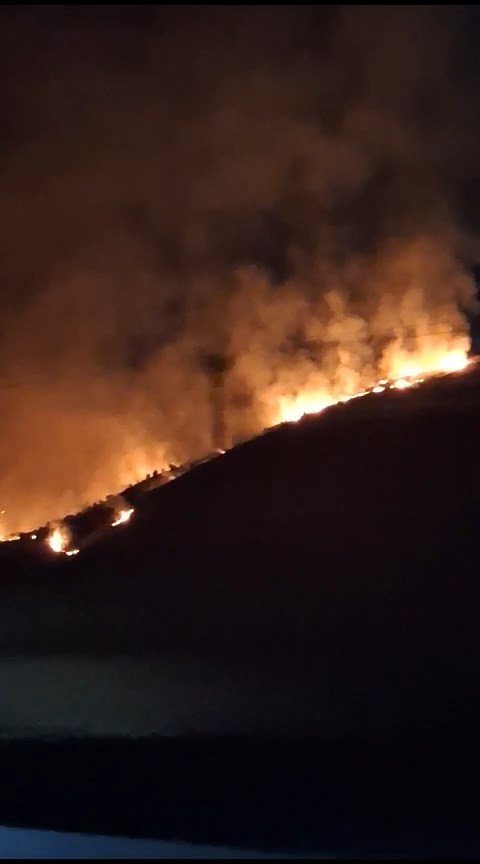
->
395 361 421 379
273 344 471 425
0 533 21 543
277 392 334 423
0 508 21 543
383 340 470 383
392 378 412 390
0 337 473 538
346 390 369 401
47 523 71 554
436 349 469 374
111 507 134 527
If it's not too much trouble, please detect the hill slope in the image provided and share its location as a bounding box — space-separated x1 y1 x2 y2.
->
0 364 479 737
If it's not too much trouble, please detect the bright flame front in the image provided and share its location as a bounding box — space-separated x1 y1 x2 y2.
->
47 523 71 554
111 507 134 527
392 378 412 390
273 345 470 425
436 349 469 374
277 392 335 423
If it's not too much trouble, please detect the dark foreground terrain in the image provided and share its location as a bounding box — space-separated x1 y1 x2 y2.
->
2 735 480 857
0 365 479 852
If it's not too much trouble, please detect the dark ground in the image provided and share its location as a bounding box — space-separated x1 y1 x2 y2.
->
0 365 480 852
1 736 480 856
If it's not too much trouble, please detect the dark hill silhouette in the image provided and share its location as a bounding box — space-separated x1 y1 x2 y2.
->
1 365 480 853
0 364 479 738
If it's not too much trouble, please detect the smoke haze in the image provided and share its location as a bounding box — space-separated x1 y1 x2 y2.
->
0 5 478 532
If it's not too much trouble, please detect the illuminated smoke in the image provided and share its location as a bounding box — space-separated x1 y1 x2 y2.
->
0 7 476 533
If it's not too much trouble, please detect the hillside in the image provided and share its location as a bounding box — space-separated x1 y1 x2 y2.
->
0 364 478 739
0 363 479 852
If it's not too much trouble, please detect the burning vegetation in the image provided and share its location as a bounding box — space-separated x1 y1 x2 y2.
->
46 522 79 557
274 343 470 425
0 350 474 559
111 507 134 528
0 7 477 537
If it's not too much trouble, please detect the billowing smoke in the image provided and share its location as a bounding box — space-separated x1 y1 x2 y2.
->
0 6 477 532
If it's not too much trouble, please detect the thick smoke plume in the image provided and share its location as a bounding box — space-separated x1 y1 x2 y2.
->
0 6 477 532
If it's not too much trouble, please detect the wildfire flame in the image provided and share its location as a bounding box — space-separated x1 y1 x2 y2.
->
111 507 134 527
436 349 469 374
277 392 335 424
383 341 470 382
274 346 471 425
0 339 473 541
47 522 73 555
